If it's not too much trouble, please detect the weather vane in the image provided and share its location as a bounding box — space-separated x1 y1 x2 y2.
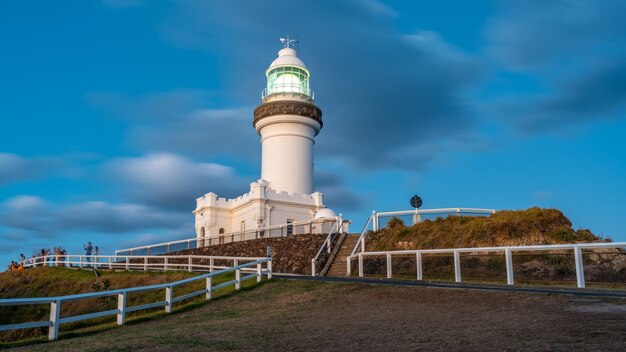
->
280 35 298 49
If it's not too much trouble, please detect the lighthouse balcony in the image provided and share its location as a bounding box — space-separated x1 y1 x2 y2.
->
262 85 314 101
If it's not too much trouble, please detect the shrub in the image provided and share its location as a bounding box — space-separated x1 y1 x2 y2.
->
387 216 405 229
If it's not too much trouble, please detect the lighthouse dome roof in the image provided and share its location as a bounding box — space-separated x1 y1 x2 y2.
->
268 48 307 70
314 208 337 219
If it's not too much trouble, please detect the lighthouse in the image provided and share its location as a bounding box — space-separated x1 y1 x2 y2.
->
193 38 341 243
254 38 322 195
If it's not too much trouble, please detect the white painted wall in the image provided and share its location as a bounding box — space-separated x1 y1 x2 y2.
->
256 115 320 194
194 180 326 243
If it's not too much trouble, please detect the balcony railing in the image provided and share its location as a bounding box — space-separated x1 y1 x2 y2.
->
262 84 314 100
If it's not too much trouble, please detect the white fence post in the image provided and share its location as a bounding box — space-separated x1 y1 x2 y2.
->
125 257 129 270
416 252 423 280
209 257 214 273
165 286 173 313
108 257 112 270
164 257 168 271
311 259 316 277
574 245 585 288
454 250 461 283
117 292 126 325
257 262 262 283
206 276 213 300
505 248 514 285
48 300 60 340
386 253 392 279
358 253 364 277
235 262 241 290
347 257 351 276
372 211 378 231
188 256 192 272
267 260 273 280
144 257 147 271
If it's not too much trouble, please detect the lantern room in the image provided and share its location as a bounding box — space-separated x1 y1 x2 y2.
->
262 47 314 101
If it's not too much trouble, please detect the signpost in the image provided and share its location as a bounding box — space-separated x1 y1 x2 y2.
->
410 195 422 225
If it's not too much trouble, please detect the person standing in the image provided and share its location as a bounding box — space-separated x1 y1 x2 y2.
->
84 242 93 266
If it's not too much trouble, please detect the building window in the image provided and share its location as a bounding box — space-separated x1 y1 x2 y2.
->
286 219 294 236
240 221 246 232
219 228 225 234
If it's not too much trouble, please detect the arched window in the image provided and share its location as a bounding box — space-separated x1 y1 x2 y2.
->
200 227 205 238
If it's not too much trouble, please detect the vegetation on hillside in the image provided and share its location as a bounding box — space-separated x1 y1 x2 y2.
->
0 267 239 343
360 208 626 285
367 207 605 251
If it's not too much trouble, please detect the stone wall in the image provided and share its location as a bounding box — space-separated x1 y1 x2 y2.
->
172 234 327 275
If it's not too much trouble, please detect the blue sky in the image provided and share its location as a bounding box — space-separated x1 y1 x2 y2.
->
1 0 625 264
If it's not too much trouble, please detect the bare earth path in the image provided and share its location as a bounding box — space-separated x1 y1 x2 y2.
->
7 280 626 351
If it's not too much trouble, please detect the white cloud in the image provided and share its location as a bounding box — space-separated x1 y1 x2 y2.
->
106 153 248 209
0 195 188 238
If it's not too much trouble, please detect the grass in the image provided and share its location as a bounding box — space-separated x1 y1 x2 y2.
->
0 267 261 345
4 279 626 351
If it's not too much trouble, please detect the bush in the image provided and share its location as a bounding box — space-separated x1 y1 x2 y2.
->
387 216 405 229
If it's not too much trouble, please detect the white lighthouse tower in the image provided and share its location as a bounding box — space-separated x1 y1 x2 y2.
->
193 38 340 244
254 38 322 195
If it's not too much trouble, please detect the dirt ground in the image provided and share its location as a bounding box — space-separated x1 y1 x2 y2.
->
6 279 626 351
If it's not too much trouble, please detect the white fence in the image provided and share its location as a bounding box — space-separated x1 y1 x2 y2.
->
1 256 272 340
349 208 496 259
115 217 342 257
23 254 269 273
346 242 626 289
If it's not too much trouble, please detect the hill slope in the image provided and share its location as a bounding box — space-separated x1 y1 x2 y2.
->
0 268 225 343
367 207 605 251
5 280 626 351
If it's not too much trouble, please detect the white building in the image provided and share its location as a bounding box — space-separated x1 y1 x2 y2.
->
193 39 339 244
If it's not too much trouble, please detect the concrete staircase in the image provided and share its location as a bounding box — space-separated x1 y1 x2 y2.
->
325 235 360 277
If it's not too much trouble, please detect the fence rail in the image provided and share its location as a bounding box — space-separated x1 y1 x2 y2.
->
347 242 626 289
22 254 269 273
374 208 496 231
1 257 272 340
115 217 341 257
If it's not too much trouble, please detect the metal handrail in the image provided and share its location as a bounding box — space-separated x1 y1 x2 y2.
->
347 242 626 289
115 218 339 256
1 257 272 340
262 85 314 100
374 208 496 231
375 208 497 217
311 215 344 276
350 212 374 257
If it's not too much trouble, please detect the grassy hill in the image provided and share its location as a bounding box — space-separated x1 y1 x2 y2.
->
361 208 626 285
0 268 240 343
367 207 605 251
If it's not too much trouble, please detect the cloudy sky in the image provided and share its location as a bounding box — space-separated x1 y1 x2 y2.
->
1 0 625 264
